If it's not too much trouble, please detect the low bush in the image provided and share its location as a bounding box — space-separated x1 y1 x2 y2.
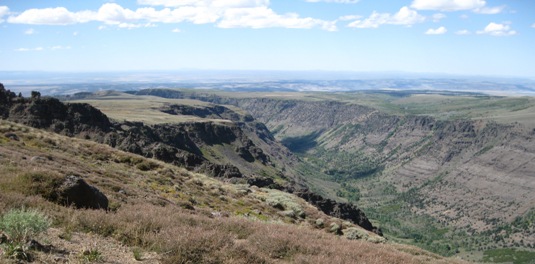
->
0 207 50 244
80 248 103 262
13 171 64 201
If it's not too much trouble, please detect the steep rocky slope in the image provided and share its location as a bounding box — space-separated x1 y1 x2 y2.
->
5 119 461 263
131 88 535 259
0 84 379 234
230 97 535 255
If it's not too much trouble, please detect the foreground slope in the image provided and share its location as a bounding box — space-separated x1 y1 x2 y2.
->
0 117 463 263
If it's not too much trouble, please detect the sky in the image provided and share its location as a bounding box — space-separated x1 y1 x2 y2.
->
1 0 534 78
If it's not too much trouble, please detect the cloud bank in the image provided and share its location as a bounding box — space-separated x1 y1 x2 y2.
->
411 0 503 14
6 1 337 31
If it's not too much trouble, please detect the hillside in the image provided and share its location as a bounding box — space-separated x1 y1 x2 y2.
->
127 88 535 262
0 85 464 263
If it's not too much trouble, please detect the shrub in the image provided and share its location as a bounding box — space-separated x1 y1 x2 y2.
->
14 171 64 201
80 248 103 262
132 247 143 261
136 160 159 171
0 208 50 244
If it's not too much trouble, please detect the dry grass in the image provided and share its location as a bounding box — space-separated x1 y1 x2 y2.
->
70 92 231 124
0 120 465 263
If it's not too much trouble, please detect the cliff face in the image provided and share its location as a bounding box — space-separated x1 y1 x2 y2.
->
0 89 266 181
204 96 535 242
0 85 380 234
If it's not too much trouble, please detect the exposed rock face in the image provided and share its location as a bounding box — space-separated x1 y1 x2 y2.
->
57 175 109 210
294 190 381 235
160 104 253 122
198 163 242 178
198 95 535 240
1 89 112 138
247 177 282 189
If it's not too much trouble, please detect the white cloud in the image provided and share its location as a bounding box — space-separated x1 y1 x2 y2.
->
347 6 424 28
7 2 336 31
532 23 535 28
95 3 136 24
474 5 505 14
24 28 35 35
218 7 337 31
305 0 360 3
8 7 94 25
15 47 44 52
339 15 361 21
172 28 181 32
476 22 516 36
138 0 270 8
425 26 447 35
0 6 9 23
73 31 79 36
50 45 71 50
455 29 470 35
16 46 72 51
411 0 485 11
117 22 156 29
432 13 446 22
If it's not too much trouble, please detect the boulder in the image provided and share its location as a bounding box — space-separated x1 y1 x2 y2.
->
57 175 108 210
4 133 19 141
247 176 279 188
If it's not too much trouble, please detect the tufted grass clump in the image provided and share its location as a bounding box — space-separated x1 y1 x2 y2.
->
80 248 103 262
0 208 50 245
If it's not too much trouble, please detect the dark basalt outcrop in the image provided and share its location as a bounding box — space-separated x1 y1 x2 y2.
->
58 175 109 210
160 104 253 122
0 85 250 179
292 190 381 235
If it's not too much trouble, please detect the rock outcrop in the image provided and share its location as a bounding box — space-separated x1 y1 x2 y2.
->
294 190 381 235
57 175 109 210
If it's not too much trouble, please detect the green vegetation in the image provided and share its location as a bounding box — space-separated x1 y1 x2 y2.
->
308 147 383 181
132 247 143 261
336 182 361 203
81 248 103 262
0 208 50 245
280 132 320 153
12 171 64 201
365 199 460 257
483 248 535 264
0 208 50 261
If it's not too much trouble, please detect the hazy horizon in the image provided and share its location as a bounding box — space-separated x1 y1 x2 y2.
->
1 0 534 77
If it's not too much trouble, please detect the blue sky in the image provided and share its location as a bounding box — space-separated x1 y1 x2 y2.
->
1 0 534 77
